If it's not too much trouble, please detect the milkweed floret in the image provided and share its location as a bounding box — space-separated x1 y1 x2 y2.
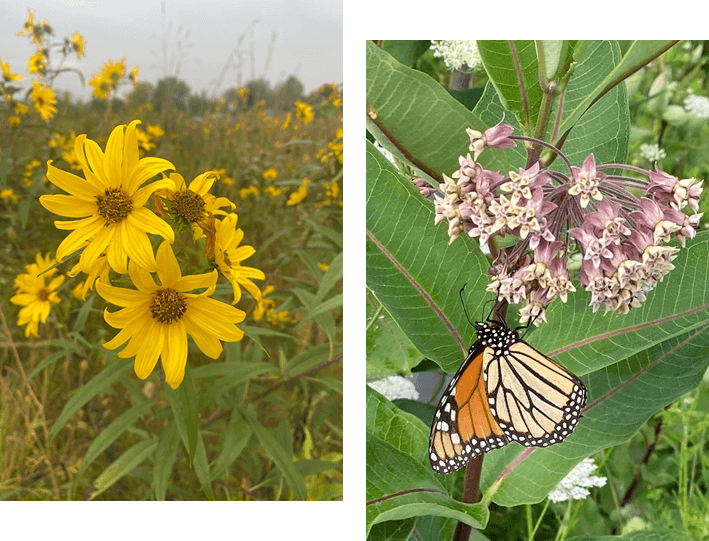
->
431 122 704 321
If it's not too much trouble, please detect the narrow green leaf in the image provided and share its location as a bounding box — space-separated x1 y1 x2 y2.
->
152 420 180 501
307 219 343 249
285 343 339 377
298 293 343 323
193 432 214 500
50 356 132 439
198 362 278 408
78 400 153 476
25 347 74 386
72 293 95 333
316 251 343 301
210 410 253 480
164 372 201 466
88 439 158 500
239 406 308 500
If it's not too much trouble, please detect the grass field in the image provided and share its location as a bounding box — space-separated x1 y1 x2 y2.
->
1 12 342 501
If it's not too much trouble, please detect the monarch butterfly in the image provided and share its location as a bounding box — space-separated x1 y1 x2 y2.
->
428 301 587 474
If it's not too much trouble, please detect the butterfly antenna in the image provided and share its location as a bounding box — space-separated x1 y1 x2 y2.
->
459 284 475 327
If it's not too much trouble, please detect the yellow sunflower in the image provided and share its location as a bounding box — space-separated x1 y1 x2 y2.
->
1 60 25 81
39 120 176 274
214 213 265 303
96 241 245 389
155 171 235 256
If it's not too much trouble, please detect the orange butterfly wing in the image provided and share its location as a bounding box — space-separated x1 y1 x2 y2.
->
429 320 587 475
428 344 509 474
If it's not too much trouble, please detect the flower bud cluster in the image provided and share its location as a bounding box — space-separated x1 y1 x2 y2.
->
432 122 704 322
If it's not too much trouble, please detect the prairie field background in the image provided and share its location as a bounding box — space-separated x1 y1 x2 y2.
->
0 9 343 501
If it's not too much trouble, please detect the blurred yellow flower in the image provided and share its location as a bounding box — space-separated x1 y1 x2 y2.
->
16 9 36 38
97 241 245 389
69 252 110 301
10 252 64 338
252 285 294 325
282 112 291 130
89 58 126 100
237 87 250 102
89 74 110 100
31 82 57 121
146 124 164 137
239 185 259 199
135 127 155 151
0 188 19 204
295 101 314 124
262 168 278 181
72 32 86 59
9 116 21 128
129 65 139 89
286 178 309 206
1 60 25 81
27 51 46 74
15 102 30 115
265 186 285 197
317 262 329 272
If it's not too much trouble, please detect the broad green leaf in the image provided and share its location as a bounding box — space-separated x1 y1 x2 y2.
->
366 300 423 380
366 140 489 373
366 41 517 184
365 388 487 534
568 531 691 541
548 40 630 168
366 517 416 541
555 40 677 145
537 40 567 81
381 40 430 67
473 41 630 171
476 40 543 129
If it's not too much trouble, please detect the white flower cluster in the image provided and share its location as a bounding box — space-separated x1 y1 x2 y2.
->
430 40 481 70
548 458 607 502
639 143 666 163
684 94 709 119
368 376 420 400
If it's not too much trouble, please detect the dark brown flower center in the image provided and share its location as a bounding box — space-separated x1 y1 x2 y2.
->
37 288 50 301
172 189 205 223
149 288 187 324
96 187 133 224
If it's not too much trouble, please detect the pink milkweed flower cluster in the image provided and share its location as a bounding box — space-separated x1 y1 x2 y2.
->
429 121 704 323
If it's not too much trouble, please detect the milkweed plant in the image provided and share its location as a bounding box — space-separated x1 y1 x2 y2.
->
366 40 709 539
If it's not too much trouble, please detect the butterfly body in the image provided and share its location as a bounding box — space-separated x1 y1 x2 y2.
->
429 319 587 474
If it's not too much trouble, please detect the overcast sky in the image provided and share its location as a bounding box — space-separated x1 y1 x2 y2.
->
0 0 342 101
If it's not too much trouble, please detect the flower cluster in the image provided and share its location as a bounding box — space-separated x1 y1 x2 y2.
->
430 40 482 71
35 120 264 388
2 11 88 126
89 58 138 100
548 458 607 502
432 122 704 322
